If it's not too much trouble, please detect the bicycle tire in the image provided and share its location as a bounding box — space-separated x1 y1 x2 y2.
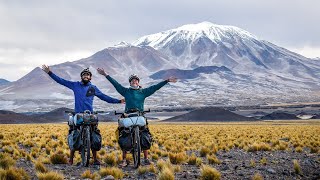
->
81 126 91 167
133 126 141 168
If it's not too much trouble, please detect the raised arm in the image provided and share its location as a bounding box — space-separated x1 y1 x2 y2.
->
142 77 177 97
97 68 127 96
42 64 75 90
94 86 123 104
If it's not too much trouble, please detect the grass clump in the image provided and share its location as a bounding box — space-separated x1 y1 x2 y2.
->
50 152 68 164
138 166 148 175
293 159 302 175
207 155 221 164
187 153 197 165
158 167 174 180
200 165 221 180
0 153 15 169
250 159 256 167
99 167 124 179
260 157 267 165
37 171 64 180
35 161 48 173
200 147 210 157
0 167 30 180
81 170 93 179
252 172 263 180
104 153 117 166
295 146 303 153
168 152 187 164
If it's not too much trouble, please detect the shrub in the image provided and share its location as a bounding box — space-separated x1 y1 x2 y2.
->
200 165 221 180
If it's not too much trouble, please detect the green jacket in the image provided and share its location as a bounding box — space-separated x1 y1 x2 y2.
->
105 75 168 112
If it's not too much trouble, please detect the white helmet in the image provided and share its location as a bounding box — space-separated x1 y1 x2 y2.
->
129 74 140 82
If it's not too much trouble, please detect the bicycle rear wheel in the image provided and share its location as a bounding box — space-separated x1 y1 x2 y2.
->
81 126 91 167
133 126 141 168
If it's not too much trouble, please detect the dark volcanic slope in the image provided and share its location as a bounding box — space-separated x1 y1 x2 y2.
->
0 110 48 124
0 107 117 124
163 107 256 122
260 112 299 120
34 107 73 122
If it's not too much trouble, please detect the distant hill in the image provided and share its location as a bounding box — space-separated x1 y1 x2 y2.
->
0 107 119 124
0 110 48 124
260 111 299 120
0 78 10 85
163 107 256 122
33 107 73 122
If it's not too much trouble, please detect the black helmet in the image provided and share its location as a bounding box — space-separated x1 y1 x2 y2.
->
80 68 92 77
129 74 140 82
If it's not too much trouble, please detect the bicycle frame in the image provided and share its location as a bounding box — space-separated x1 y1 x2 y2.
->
66 110 105 167
116 109 150 168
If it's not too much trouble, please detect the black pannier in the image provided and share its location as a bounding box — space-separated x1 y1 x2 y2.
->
68 129 82 151
91 128 102 151
140 128 152 150
118 128 133 151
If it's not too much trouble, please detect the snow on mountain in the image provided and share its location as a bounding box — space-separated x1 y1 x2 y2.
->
134 22 320 83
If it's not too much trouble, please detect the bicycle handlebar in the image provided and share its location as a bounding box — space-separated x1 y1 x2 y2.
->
114 108 151 115
64 110 108 115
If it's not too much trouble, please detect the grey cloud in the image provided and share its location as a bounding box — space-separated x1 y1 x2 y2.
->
0 0 320 81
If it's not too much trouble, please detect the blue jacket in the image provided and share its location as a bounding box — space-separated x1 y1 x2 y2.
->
48 72 121 113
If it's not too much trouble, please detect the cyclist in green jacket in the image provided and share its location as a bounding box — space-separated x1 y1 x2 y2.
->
97 68 177 167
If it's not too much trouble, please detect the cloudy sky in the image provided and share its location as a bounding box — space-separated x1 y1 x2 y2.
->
0 0 319 81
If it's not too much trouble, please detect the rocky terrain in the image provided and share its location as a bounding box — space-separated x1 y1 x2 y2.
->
14 147 320 179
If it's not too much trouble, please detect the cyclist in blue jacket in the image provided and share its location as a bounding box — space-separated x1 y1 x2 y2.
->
42 64 124 165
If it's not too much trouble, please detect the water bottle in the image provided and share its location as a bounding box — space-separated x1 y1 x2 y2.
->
68 115 74 126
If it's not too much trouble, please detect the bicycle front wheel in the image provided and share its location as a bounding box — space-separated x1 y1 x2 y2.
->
81 126 91 167
133 126 141 168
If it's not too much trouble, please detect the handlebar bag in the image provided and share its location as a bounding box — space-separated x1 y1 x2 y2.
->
118 116 146 128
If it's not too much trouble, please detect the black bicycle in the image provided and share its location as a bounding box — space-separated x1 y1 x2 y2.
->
66 110 106 167
115 109 150 168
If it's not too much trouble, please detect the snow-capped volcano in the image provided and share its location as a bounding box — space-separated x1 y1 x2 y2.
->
134 22 320 82
1 22 320 112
